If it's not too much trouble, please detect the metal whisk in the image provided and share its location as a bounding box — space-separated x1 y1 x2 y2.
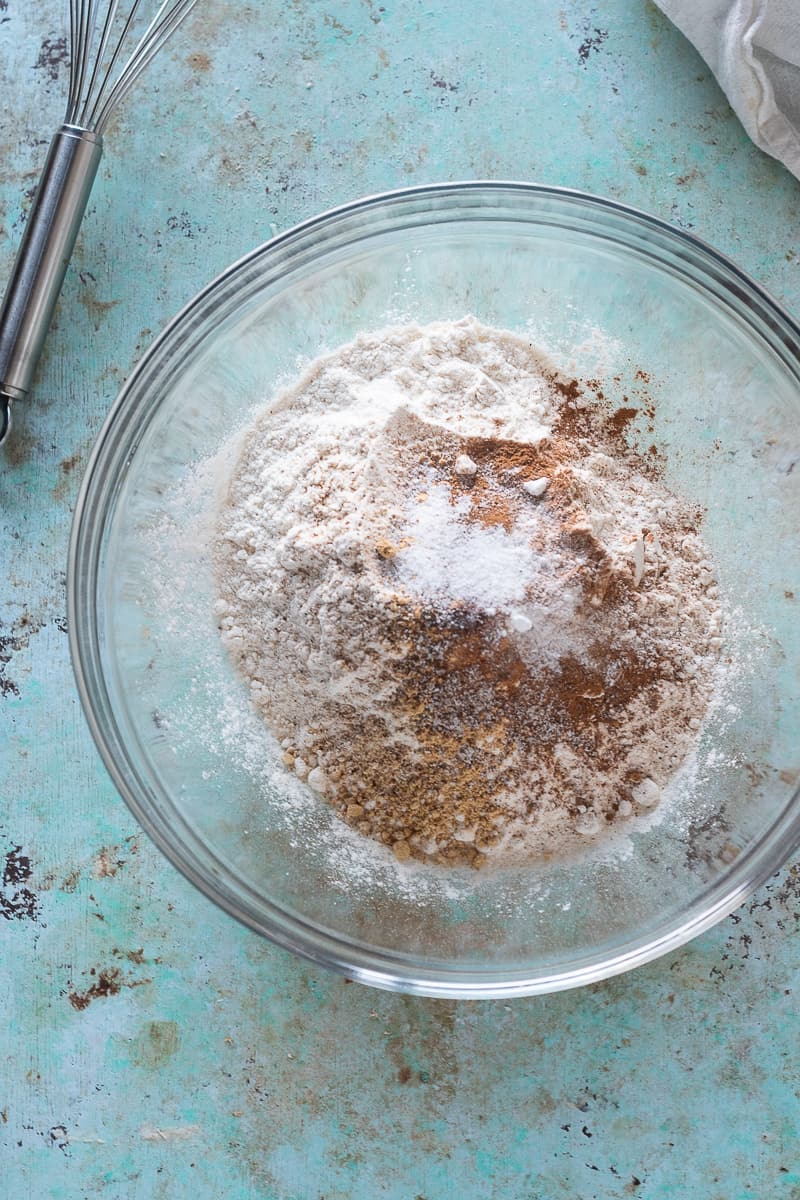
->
0 0 201 445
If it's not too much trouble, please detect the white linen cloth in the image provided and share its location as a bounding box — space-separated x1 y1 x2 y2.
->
656 0 800 180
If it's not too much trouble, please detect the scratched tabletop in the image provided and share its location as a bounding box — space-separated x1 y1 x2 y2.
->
2 1 800 1196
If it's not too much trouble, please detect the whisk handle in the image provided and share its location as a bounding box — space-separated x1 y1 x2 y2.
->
0 125 102 410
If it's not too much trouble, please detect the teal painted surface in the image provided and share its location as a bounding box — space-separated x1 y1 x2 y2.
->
1 1 799 1196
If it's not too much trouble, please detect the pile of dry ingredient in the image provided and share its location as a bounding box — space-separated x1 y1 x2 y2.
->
213 318 724 867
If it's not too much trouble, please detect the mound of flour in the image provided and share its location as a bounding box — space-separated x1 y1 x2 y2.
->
213 318 724 866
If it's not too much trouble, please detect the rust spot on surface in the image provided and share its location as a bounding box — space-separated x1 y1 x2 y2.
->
53 438 93 501
323 13 352 37
2 423 37 467
60 868 81 893
68 966 152 1010
138 1020 180 1067
78 292 121 331
187 51 211 71
382 997 460 1097
93 845 125 878
69 967 122 1010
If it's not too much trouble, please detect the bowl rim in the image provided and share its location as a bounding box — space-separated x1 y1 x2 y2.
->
68 179 800 998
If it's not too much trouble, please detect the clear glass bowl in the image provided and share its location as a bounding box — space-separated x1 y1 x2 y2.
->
69 183 800 998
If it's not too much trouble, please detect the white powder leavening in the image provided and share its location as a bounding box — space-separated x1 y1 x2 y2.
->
214 317 724 867
394 482 540 610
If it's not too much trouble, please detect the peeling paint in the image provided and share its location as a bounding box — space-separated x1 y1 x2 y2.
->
0 615 43 700
577 27 609 65
1 846 39 921
33 35 67 80
140 1124 201 1142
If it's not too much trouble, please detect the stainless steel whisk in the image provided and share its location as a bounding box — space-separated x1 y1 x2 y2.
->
0 0 201 445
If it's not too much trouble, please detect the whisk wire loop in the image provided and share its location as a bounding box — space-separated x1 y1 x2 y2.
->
77 1 135 130
65 0 199 134
67 0 94 122
92 0 198 132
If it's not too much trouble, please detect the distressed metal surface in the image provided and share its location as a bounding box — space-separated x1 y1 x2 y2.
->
2 1 800 1196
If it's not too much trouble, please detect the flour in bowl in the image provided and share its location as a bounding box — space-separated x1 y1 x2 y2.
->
213 318 723 866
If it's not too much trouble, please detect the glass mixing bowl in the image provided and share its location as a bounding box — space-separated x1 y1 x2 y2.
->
69 183 800 998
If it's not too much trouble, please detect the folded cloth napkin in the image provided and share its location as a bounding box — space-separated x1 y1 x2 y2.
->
656 0 800 180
